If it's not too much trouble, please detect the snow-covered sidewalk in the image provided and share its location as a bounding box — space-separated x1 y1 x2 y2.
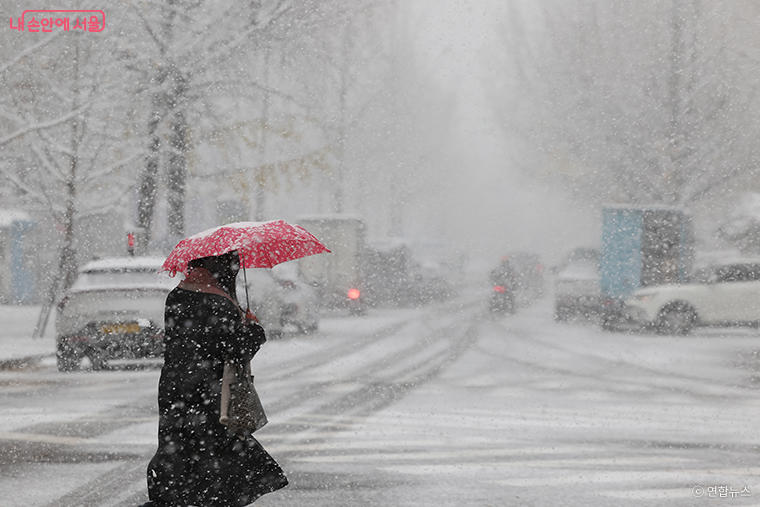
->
0 305 56 366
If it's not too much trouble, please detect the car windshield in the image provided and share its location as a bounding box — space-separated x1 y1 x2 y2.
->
689 268 714 283
715 263 760 283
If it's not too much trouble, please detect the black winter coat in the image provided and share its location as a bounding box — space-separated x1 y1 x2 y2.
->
147 287 288 507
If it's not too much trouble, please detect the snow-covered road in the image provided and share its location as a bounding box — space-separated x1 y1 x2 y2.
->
2 290 760 506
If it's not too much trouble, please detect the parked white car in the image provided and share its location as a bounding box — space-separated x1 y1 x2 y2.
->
271 263 320 333
237 269 285 337
56 256 178 371
554 248 600 321
237 264 320 336
623 257 760 335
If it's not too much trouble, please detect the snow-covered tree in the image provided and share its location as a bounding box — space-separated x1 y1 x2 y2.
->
0 5 144 333
716 193 760 255
490 0 760 208
126 0 384 243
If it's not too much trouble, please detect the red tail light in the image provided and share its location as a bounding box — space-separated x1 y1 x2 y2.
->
493 285 506 293
347 288 361 300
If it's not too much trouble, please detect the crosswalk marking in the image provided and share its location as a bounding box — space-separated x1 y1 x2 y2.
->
494 468 760 487
290 449 696 465
598 489 701 499
0 430 96 445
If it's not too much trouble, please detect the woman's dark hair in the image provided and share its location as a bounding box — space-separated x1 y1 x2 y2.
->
188 250 240 301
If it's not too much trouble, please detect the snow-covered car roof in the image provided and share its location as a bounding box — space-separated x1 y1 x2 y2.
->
271 262 300 281
79 256 167 273
692 252 760 270
70 256 178 293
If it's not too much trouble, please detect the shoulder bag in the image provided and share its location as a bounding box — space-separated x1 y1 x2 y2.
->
220 359 268 434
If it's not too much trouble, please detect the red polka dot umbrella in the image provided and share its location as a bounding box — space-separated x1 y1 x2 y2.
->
161 220 330 276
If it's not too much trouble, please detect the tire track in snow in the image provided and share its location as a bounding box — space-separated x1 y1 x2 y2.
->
483 315 758 401
2 316 425 507
41 460 146 507
29 296 481 507
262 301 480 445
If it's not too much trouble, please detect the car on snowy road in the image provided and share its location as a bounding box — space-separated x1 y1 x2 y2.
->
508 251 545 304
554 248 601 321
623 257 760 335
55 256 178 371
271 263 320 333
237 265 320 336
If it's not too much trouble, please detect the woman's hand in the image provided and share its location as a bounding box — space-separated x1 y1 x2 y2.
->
244 309 259 322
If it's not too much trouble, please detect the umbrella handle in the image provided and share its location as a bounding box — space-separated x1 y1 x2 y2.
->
241 251 251 313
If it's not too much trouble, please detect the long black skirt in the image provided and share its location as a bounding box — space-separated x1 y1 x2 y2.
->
147 366 287 507
147 430 287 507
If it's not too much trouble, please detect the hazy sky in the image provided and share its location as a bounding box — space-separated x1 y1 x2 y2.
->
410 0 599 267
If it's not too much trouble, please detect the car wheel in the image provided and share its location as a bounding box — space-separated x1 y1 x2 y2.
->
56 350 82 372
657 304 696 336
87 349 108 371
554 305 570 322
601 312 622 332
299 322 318 334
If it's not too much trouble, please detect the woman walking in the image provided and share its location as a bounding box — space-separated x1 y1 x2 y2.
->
141 250 287 507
